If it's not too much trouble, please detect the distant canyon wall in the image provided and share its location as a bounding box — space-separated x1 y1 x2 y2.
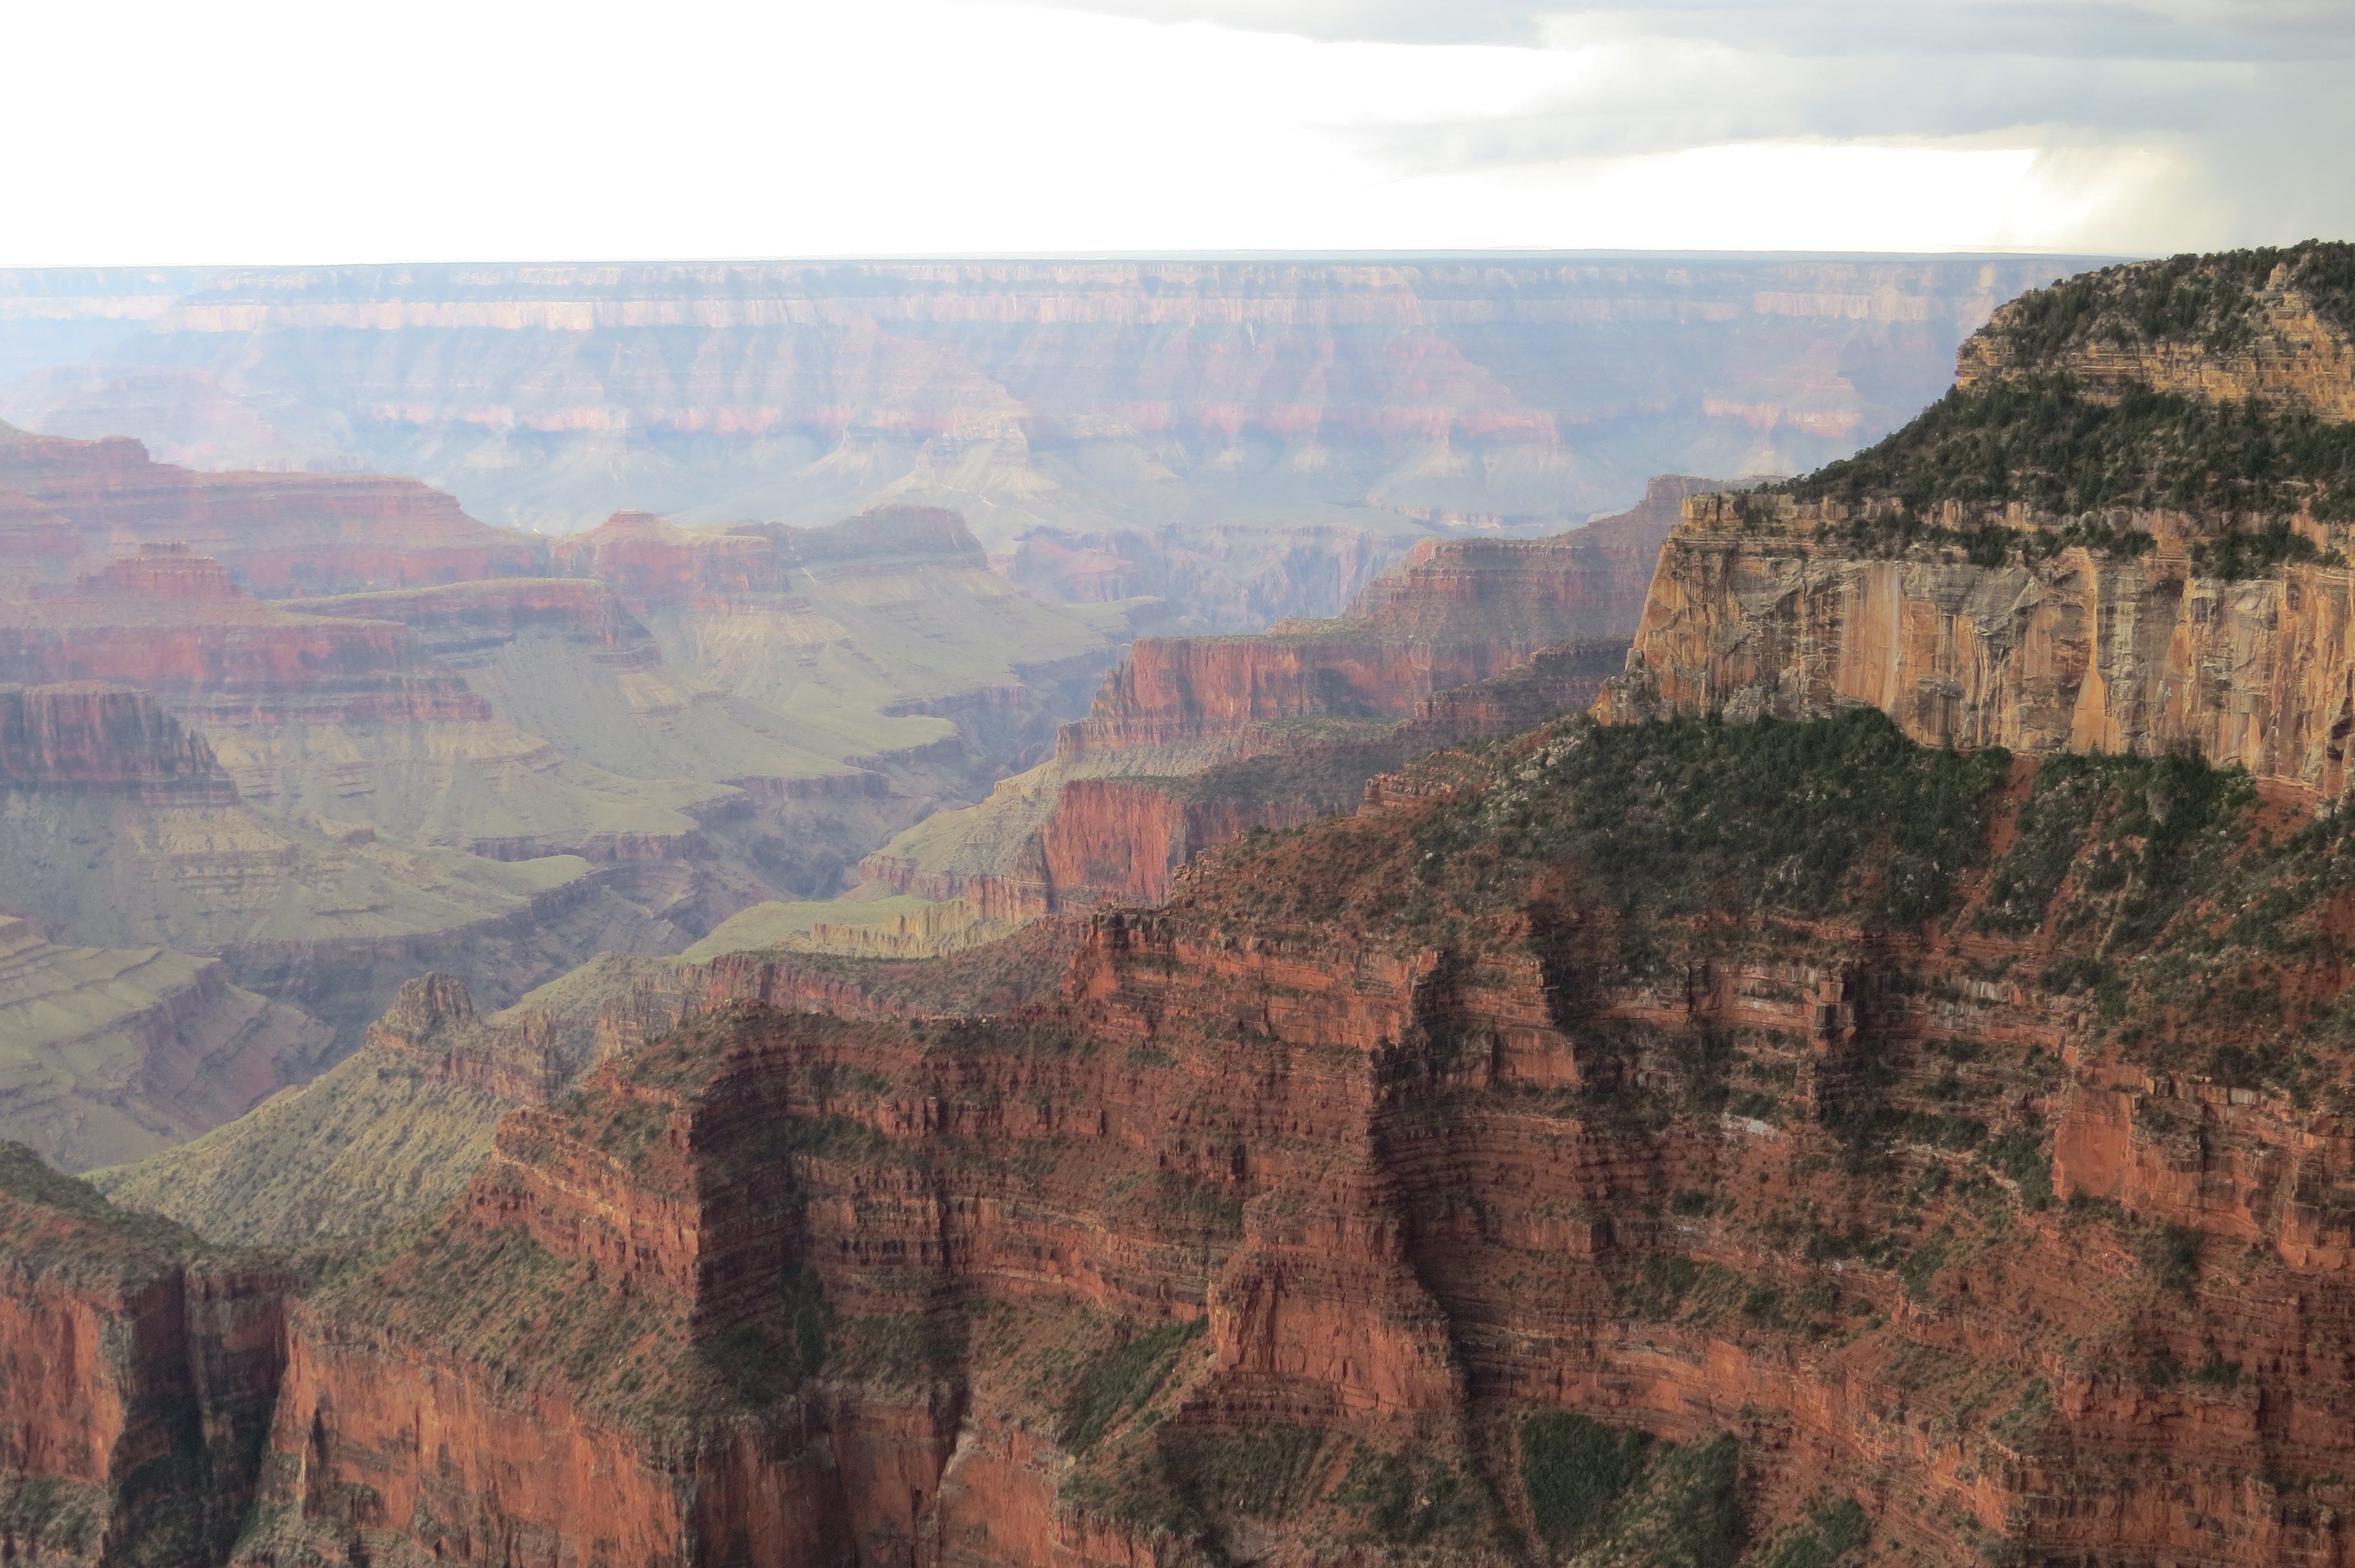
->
0 256 2103 627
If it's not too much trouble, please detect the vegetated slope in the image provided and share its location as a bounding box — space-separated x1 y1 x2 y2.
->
732 479 1709 960
94 925 1082 1249
0 429 1137 1140
1604 242 2355 793
31 706 2355 1567
0 914 328 1171
84 971 615 1251
0 255 2102 626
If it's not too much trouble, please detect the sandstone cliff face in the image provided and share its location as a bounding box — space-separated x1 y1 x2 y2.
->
1604 247 2355 773
1600 491 2355 797
30 707 2355 1566
0 1147 284 1567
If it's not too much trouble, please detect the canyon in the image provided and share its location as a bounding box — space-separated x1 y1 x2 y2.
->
31 701 2355 1568
697 475 1707 958
6 243 2355 1568
0 424 1136 1154
0 256 2101 627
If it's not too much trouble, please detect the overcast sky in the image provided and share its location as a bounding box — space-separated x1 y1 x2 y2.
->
4 0 2347 265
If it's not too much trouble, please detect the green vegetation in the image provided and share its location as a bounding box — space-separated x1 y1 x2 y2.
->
1980 748 2256 959
1782 377 2355 529
1362 710 2009 945
1989 1377 2054 1451
1564 1433 1743 1568
0 1142 205 1281
2142 1223 2204 1297
1059 1317 1205 1452
1808 504 2155 566
1333 1441 1485 1546
1521 1411 1655 1553
1773 245 2355 538
1753 1497 1870 1568
1981 242 2355 357
1153 1424 1329 1522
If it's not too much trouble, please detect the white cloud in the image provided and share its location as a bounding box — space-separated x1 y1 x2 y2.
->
0 0 2340 263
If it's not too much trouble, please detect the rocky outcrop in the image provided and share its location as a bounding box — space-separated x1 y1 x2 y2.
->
1957 244 2355 419
1059 477 1706 763
1599 248 2355 793
0 916 330 1171
0 1146 284 1568
0 546 490 726
0 420 542 593
792 481 1694 953
1598 491 2355 796
103 709 2355 1567
34 702 2355 1564
0 679 236 801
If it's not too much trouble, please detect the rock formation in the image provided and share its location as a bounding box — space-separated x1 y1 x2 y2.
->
0 256 2102 626
0 1147 283 1568
762 479 1708 954
0 420 542 593
0 422 1137 1122
29 698 2355 1566
0 915 328 1170
1601 243 2355 800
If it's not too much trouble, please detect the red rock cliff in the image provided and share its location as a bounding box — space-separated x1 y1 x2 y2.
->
0 546 489 725
0 1147 284 1567
0 680 235 800
1059 477 1710 762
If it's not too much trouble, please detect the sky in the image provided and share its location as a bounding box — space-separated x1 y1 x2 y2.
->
3 0 2349 264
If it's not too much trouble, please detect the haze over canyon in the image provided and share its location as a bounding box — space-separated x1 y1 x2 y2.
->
0 257 2098 627
15 237 2355 1568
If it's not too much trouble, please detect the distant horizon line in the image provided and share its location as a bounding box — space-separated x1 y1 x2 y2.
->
0 247 2144 276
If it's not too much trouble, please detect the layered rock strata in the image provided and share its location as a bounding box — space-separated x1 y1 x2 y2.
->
0 256 2102 624
0 1146 284 1568
1601 246 2355 796
0 420 542 593
37 707 2355 1566
0 915 329 1170
774 481 1704 954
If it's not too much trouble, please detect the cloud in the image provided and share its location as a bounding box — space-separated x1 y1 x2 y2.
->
1027 0 2355 253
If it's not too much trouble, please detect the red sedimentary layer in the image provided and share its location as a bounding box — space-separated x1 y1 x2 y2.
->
193 727 2355 1568
1058 477 1701 762
1037 778 1323 907
0 680 235 800
0 546 489 725
0 1160 286 1566
0 425 540 594
550 506 984 616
